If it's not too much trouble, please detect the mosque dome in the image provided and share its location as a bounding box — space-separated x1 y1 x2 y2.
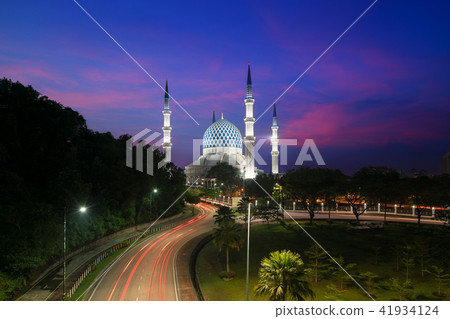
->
203 117 242 152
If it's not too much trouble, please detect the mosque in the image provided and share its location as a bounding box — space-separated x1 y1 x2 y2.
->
161 64 280 184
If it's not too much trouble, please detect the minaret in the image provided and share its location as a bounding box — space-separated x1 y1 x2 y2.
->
212 110 216 123
270 103 279 174
244 63 256 179
162 80 172 162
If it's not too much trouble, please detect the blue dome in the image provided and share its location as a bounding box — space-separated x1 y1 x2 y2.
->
203 118 242 149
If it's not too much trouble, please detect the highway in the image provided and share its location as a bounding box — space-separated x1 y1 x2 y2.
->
84 203 215 301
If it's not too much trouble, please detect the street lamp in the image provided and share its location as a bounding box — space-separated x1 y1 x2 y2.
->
63 206 87 301
151 188 158 215
246 202 252 301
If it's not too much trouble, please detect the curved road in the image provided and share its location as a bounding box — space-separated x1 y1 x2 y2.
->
84 203 215 301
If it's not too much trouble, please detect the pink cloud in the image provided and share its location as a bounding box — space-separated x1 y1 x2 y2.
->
39 86 158 112
282 100 449 148
80 67 149 85
0 60 75 86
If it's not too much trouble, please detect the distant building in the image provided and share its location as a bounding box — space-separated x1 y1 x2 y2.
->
442 151 450 174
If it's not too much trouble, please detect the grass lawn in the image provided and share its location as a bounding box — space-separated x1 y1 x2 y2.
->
197 221 450 301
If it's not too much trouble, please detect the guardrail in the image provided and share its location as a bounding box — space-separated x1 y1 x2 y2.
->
201 197 232 207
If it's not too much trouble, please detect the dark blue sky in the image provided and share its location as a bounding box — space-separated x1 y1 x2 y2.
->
1 0 449 174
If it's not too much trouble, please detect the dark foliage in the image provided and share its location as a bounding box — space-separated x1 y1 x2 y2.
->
0 78 186 298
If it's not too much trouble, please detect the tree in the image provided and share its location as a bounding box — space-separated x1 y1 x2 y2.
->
245 173 278 198
401 245 415 282
254 205 281 226
321 170 346 219
207 163 242 197
358 271 379 295
254 250 314 301
0 78 188 299
201 185 221 198
324 284 344 301
236 197 251 216
432 174 450 216
0 272 22 301
389 278 412 301
425 265 450 296
372 246 382 265
353 167 401 222
405 176 439 225
328 256 356 290
304 244 330 283
281 167 343 224
212 218 243 277
184 189 201 214
412 238 433 278
213 206 235 226
343 167 396 222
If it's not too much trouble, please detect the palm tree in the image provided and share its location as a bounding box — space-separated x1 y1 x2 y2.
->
254 250 314 301
212 219 243 275
214 206 235 226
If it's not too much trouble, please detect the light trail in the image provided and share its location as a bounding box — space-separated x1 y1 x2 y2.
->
119 213 208 300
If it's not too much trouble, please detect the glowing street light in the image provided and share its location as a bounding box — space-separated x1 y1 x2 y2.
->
151 188 158 214
63 206 87 300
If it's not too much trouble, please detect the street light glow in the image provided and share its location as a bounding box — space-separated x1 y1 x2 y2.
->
153 188 158 193
79 206 87 213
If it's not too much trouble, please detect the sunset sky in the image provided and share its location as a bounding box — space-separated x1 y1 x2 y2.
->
1 0 449 174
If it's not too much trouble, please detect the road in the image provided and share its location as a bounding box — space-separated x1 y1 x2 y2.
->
283 211 445 225
84 202 215 301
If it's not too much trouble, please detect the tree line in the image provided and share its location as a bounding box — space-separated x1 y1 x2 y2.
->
0 78 187 300
206 164 450 225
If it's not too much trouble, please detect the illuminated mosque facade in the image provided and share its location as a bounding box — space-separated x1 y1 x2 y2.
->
162 64 280 184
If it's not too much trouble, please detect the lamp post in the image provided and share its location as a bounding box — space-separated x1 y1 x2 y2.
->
246 202 252 301
151 188 158 215
63 206 87 301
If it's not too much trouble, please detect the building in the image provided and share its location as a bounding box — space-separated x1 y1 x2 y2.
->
163 64 280 184
184 112 247 184
442 151 450 174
